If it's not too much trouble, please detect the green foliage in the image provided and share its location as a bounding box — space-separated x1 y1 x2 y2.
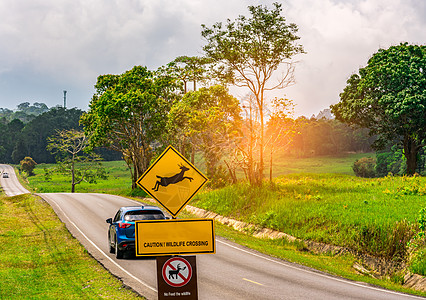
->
202 2 304 86
20 156 37 176
352 157 376 178
81 65 181 188
21 107 85 163
331 43 426 175
417 207 426 237
376 146 406 176
408 207 426 275
26 161 131 195
355 220 414 260
410 248 426 276
168 85 242 179
0 102 48 123
289 118 374 157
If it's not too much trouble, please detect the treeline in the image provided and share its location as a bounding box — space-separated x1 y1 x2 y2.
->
288 116 374 157
0 103 121 164
0 102 49 123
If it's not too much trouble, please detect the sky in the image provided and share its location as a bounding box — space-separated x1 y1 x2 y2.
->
0 0 424 117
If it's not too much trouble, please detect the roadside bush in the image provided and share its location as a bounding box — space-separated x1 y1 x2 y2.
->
353 157 376 178
376 146 406 177
354 220 414 260
20 156 37 176
408 207 426 275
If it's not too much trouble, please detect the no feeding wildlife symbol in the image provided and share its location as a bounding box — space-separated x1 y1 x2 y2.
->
162 257 192 287
137 146 208 217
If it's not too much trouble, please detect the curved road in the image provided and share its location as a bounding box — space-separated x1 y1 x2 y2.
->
1 165 423 299
0 164 30 196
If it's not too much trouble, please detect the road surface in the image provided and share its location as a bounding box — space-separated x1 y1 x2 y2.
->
0 164 30 196
1 165 423 299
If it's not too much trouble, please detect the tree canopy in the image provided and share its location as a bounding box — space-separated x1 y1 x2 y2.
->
80 66 181 187
167 85 241 182
331 43 426 174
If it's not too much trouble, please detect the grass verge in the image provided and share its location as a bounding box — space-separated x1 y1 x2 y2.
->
0 193 143 299
192 173 426 262
179 209 426 297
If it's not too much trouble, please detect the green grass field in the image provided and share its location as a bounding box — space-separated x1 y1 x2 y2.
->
0 194 142 299
26 161 133 195
192 173 425 260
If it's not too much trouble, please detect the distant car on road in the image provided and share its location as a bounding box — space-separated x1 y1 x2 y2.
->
106 205 167 258
2 172 9 178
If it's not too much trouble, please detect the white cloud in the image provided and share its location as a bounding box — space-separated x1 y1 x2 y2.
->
0 0 424 113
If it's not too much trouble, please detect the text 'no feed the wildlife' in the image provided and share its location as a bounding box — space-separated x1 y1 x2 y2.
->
136 145 208 217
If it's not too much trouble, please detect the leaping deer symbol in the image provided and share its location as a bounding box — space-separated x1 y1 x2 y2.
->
153 164 193 192
168 263 186 279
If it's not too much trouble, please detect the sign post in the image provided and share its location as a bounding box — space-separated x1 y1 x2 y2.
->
136 145 213 300
157 256 197 300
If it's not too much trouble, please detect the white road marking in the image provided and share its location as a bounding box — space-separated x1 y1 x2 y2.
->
47 198 157 293
216 239 423 299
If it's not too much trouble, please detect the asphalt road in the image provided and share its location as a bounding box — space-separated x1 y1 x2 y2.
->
1 165 424 299
0 164 30 196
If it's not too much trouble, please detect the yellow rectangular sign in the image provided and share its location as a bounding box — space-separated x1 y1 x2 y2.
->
135 219 215 256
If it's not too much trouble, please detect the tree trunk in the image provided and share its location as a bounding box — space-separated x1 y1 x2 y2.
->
71 156 75 193
403 135 419 175
258 98 264 185
269 147 273 183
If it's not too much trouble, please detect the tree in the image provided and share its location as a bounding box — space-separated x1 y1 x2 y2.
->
202 2 304 184
162 56 211 93
80 66 180 188
20 157 36 176
331 43 426 175
158 56 211 158
47 129 105 193
168 85 241 183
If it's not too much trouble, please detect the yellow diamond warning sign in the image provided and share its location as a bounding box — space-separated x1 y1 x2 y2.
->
136 145 208 217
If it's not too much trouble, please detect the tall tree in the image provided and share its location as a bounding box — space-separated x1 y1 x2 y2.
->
168 85 241 181
163 56 211 93
80 66 180 188
331 43 426 175
158 56 211 158
201 2 304 184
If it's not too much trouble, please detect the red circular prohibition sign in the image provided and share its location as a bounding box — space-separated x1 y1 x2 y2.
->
162 257 193 288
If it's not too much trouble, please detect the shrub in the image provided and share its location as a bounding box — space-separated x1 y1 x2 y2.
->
20 156 37 176
408 208 426 275
353 157 376 178
376 146 406 177
354 220 414 260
